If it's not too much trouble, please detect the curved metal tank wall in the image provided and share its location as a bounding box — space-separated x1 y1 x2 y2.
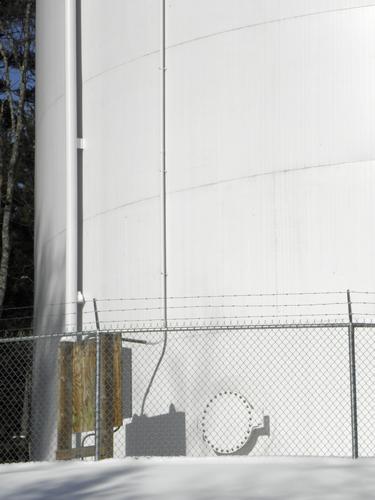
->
33 0 67 459
81 0 162 312
35 0 375 459
81 0 375 317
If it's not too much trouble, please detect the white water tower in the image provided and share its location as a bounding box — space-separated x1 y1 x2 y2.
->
34 0 375 459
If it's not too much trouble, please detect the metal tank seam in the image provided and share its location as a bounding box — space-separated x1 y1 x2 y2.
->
80 3 375 86
83 49 160 85
38 5 375 126
166 158 375 196
168 3 375 51
78 157 375 227
36 94 64 128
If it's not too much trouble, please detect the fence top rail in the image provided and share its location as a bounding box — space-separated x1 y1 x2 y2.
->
0 320 367 343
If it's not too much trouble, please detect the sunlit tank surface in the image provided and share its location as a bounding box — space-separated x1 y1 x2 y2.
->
34 0 375 459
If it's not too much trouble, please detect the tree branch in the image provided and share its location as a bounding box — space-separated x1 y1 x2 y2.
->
0 0 32 308
0 38 15 132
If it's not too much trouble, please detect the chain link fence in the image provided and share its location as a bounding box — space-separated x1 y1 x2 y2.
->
1 316 375 463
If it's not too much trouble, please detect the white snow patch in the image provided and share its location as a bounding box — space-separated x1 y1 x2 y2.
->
0 457 374 499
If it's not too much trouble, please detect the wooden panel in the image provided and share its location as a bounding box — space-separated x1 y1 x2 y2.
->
84 340 97 430
113 333 122 427
72 342 83 433
72 339 96 432
56 445 95 460
61 333 124 459
57 342 73 458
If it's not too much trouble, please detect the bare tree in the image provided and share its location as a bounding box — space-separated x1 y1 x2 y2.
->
0 0 35 311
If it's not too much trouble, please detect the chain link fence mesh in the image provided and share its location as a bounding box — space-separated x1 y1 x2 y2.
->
0 321 374 463
354 326 375 458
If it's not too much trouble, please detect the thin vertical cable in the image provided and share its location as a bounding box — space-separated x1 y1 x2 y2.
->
140 0 168 415
161 0 167 328
93 298 101 460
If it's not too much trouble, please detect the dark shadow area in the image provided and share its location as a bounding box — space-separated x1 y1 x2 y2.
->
126 404 186 457
217 415 270 456
122 348 132 418
1 463 144 500
0 341 32 463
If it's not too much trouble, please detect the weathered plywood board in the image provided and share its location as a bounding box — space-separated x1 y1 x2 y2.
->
60 334 124 452
113 333 122 427
56 445 95 460
72 339 96 432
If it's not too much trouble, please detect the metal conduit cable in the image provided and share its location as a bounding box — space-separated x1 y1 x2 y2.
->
140 330 168 416
81 433 95 449
140 0 168 416
121 337 164 346
80 425 122 460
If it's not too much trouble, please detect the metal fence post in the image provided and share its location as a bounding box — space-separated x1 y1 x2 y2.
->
347 290 358 459
94 298 101 461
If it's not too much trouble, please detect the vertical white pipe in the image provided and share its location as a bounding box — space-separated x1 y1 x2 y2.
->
161 0 167 327
65 0 78 332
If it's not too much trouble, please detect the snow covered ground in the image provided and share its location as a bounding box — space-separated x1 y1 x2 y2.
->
0 457 374 499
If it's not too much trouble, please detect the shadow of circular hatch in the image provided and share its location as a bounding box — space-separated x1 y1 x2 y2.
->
202 391 270 456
